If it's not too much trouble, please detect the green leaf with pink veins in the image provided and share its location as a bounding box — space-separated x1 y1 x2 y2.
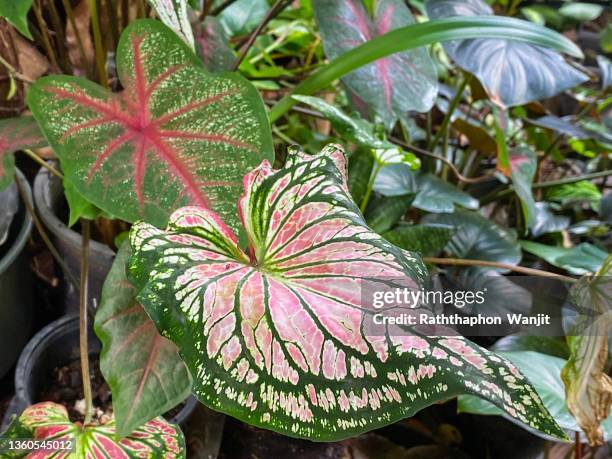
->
0 402 186 458
128 144 567 441
27 20 273 240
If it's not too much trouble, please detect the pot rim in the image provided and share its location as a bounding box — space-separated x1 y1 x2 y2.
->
0 169 33 276
33 165 115 257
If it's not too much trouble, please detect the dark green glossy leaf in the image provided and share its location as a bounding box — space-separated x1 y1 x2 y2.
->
95 243 193 438
365 194 413 233
374 164 479 213
520 240 608 275
383 223 455 257
348 147 374 204
597 55 612 90
426 0 588 107
526 115 591 140
313 0 437 127
219 0 268 36
422 210 522 270
531 202 570 237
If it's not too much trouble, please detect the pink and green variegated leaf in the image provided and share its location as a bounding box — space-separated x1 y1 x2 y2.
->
128 144 566 441
27 19 273 237
312 0 437 128
0 116 46 190
0 402 185 458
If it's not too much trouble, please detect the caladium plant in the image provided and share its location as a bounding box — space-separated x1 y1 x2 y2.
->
1 402 185 458
313 0 438 129
27 19 273 237
0 116 46 190
128 144 566 441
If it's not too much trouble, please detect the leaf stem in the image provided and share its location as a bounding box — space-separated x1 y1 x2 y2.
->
232 0 292 71
21 149 64 180
61 0 90 77
428 75 470 152
210 0 240 16
31 0 60 73
79 219 94 425
14 174 80 288
0 54 34 84
422 257 577 283
360 160 382 213
89 0 109 88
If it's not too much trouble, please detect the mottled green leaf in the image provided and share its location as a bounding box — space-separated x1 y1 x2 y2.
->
128 144 565 441
0 402 186 457
147 0 195 49
28 20 273 239
95 243 193 438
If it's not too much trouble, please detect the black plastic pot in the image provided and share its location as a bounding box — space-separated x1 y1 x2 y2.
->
1 315 197 431
33 167 115 312
0 170 34 379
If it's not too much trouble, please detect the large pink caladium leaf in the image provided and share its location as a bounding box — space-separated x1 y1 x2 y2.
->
0 116 46 190
128 145 565 441
27 19 273 235
312 0 437 128
0 402 185 458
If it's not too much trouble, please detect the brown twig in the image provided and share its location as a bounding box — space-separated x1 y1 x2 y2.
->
422 257 577 283
232 0 292 71
31 0 60 72
210 0 240 16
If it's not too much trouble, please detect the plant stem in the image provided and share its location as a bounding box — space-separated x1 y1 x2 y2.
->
106 0 121 51
428 75 470 152
14 174 80 288
61 0 90 77
31 0 60 72
574 432 582 459
45 0 73 74
0 55 34 84
422 257 577 283
232 0 292 71
79 220 94 425
89 0 109 88
21 149 64 179
210 0 240 16
360 160 382 213
484 169 612 204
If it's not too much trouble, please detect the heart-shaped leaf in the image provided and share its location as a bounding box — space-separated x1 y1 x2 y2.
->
313 0 437 128
0 116 46 190
426 0 588 107
128 145 565 441
95 243 193 438
0 402 186 457
422 210 522 269
147 0 195 49
374 164 479 213
27 19 273 237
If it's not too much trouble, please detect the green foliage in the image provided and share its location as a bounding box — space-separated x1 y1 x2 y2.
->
520 240 608 275
382 223 455 256
0 0 32 39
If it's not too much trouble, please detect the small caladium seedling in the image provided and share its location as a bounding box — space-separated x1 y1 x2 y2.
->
128 145 566 441
0 116 46 190
0 402 185 458
27 19 273 236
